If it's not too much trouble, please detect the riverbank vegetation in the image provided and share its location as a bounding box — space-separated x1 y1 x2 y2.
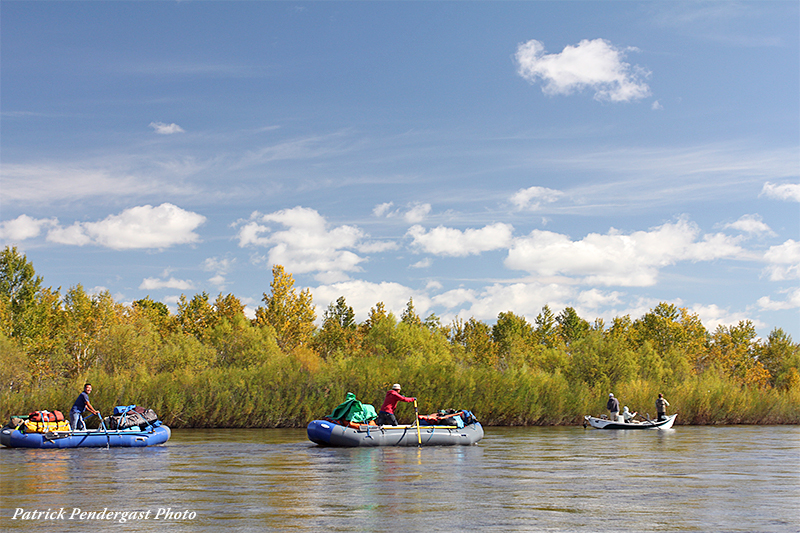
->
1 246 798 427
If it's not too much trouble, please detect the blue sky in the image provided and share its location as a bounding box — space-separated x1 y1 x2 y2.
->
1 1 798 339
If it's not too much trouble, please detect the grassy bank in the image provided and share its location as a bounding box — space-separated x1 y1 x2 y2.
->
3 356 798 428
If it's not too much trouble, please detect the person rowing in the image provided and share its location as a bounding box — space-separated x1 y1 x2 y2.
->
69 383 100 430
376 383 416 426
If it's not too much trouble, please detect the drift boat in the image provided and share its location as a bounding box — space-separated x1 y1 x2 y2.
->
0 425 171 448
583 414 677 430
307 419 484 447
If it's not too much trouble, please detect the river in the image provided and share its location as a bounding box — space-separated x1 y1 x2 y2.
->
2 425 798 532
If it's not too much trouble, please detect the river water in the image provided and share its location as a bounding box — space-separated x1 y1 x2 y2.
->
1 425 798 532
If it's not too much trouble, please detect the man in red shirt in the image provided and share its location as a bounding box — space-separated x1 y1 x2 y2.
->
376 383 415 426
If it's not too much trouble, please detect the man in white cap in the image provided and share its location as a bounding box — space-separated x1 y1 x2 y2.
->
607 393 620 421
376 383 416 426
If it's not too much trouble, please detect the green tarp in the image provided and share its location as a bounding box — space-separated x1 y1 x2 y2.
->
330 392 377 423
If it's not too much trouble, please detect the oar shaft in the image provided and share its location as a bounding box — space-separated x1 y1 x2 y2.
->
414 400 421 446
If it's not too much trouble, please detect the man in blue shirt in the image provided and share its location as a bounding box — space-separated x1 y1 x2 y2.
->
69 383 99 430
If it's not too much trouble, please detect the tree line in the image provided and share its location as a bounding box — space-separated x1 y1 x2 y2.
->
1 245 798 426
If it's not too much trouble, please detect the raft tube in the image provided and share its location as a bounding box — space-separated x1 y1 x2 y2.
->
307 420 483 447
1 425 171 448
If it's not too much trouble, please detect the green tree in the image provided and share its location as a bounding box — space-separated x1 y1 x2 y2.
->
632 303 707 370
62 286 121 377
254 265 316 351
361 302 388 335
708 321 769 387
400 298 422 327
534 305 559 348
177 292 217 341
0 246 44 339
0 332 30 391
556 307 590 346
132 296 177 338
214 293 246 322
450 317 496 366
757 328 800 389
492 311 533 368
314 296 359 358
206 314 281 367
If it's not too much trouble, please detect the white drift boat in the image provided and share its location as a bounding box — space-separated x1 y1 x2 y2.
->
583 414 677 430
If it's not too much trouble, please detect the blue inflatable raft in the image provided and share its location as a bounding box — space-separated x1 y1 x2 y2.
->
0 425 171 449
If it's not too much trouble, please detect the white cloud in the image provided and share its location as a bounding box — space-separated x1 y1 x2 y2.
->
757 287 800 311
577 288 624 310
761 182 800 202
722 214 775 236
203 256 235 274
46 203 206 250
373 202 394 217
1 163 173 204
149 122 185 134
690 303 766 333
203 257 235 291
312 280 428 323
651 100 663 110
407 223 515 257
372 201 432 223
763 240 800 281
515 38 651 102
404 203 432 223
446 282 576 323
411 258 432 269
208 274 227 289
139 276 195 291
510 186 564 211
505 217 744 286
236 206 375 281
0 214 57 241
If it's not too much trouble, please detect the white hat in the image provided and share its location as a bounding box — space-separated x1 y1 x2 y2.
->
609 393 614 397
392 383 401 390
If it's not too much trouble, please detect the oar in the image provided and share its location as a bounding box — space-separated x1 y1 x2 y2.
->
97 412 110 448
413 399 421 446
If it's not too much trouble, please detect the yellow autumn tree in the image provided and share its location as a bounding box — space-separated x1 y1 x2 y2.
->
254 265 316 351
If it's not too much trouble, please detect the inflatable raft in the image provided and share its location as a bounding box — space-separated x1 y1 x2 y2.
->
307 419 484 447
0 425 171 448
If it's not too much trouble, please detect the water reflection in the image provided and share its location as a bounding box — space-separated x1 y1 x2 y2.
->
2 426 798 532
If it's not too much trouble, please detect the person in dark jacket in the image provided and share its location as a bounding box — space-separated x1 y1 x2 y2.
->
376 384 415 426
69 383 99 430
656 393 670 421
607 393 620 421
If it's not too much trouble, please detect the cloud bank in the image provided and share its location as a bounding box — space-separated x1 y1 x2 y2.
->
1 204 206 250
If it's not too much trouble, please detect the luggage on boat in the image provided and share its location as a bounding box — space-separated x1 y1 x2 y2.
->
104 405 160 430
28 410 65 423
14 410 69 432
329 393 378 424
418 409 477 428
24 419 71 433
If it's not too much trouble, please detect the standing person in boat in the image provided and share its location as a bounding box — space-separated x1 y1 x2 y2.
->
69 383 100 430
607 393 620 421
656 393 670 421
376 383 416 426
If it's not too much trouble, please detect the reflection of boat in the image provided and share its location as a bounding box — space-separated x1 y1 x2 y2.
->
1 425 171 448
583 414 677 430
307 419 484 447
